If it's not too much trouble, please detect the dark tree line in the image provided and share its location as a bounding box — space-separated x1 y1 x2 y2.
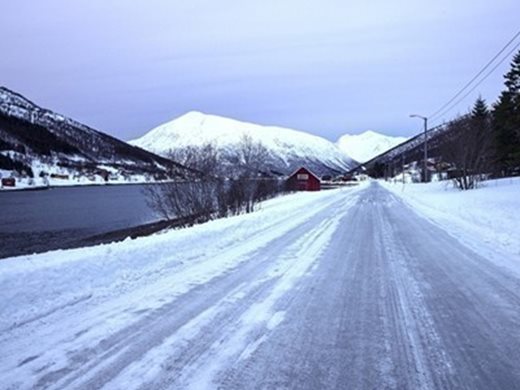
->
440 98 494 189
0 113 81 156
441 50 520 189
493 50 520 176
0 154 34 177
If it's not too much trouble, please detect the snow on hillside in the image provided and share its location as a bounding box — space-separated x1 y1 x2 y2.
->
130 111 356 176
0 87 190 188
382 178 520 261
336 130 407 163
0 86 98 138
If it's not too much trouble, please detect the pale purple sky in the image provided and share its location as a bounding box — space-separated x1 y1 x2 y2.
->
1 0 519 141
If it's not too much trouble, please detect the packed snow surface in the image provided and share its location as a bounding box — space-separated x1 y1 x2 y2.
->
382 177 520 258
130 111 356 173
1 181 520 389
336 130 408 163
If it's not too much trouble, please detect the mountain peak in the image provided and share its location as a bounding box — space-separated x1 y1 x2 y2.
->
0 85 39 113
178 110 208 119
172 110 205 126
336 131 408 163
358 130 381 137
170 111 248 130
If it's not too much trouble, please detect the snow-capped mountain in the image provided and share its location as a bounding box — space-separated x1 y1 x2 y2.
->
336 130 408 163
130 111 357 176
0 86 192 185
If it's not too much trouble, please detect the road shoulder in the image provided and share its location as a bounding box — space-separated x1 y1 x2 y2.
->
380 179 520 276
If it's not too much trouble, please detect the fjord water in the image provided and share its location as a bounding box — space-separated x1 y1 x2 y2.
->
0 184 158 259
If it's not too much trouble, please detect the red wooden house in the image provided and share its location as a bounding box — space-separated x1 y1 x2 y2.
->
1 177 16 187
287 167 321 191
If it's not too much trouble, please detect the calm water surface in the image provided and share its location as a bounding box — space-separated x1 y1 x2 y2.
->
0 184 160 259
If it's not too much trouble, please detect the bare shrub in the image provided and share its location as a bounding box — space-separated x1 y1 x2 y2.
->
235 134 271 213
441 109 494 190
143 180 219 225
144 138 285 227
168 143 221 177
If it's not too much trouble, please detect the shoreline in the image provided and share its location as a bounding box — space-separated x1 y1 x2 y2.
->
0 180 165 193
0 217 189 260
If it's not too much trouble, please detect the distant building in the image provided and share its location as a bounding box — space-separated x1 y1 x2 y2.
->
1 177 16 187
97 170 109 182
50 173 69 180
287 167 321 191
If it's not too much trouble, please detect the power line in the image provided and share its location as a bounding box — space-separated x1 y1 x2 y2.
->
430 38 520 125
428 28 520 121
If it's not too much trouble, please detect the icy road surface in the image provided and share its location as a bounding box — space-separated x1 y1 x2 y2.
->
1 182 519 389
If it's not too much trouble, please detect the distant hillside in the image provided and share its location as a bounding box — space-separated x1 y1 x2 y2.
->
336 130 408 163
130 111 357 177
0 87 193 186
352 123 456 178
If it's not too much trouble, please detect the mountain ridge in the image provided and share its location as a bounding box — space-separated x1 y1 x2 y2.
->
0 86 193 185
130 111 357 177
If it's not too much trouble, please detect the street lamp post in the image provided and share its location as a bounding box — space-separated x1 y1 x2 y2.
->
410 114 428 182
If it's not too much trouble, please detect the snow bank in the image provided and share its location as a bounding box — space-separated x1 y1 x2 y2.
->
382 178 520 260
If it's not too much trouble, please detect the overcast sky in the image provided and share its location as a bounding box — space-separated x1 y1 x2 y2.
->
1 0 519 141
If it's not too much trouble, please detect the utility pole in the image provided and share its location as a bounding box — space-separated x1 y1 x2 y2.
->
410 114 428 182
402 152 405 185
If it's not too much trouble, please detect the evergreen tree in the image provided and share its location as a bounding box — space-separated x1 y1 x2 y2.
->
440 97 494 190
504 51 520 93
471 97 493 178
471 96 489 120
492 50 520 175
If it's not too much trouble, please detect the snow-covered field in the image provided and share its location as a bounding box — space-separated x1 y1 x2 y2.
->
0 175 148 191
0 166 152 191
382 178 520 260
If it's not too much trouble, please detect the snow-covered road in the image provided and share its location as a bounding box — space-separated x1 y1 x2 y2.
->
1 182 519 389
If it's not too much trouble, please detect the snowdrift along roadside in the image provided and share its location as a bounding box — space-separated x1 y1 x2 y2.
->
382 178 520 268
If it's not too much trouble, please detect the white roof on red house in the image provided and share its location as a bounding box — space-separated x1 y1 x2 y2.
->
287 167 321 181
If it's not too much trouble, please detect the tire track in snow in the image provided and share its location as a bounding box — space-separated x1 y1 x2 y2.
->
375 193 456 389
177 215 344 390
